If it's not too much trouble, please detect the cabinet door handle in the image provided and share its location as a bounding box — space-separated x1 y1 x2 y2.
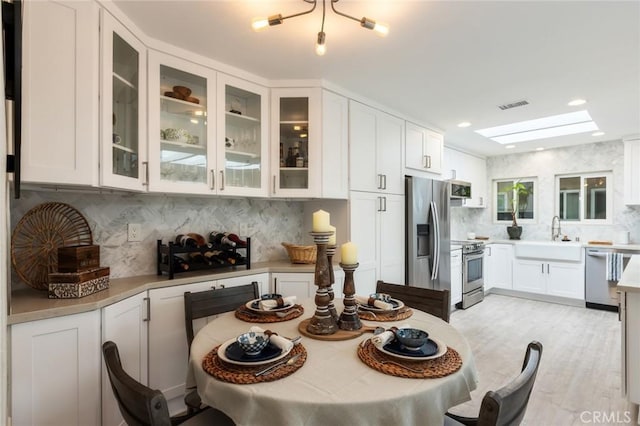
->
425 155 431 169
142 161 149 186
377 174 383 190
383 174 387 190
541 263 544 274
210 169 215 190
220 170 225 191
383 196 387 212
274 277 278 293
143 297 151 322
273 175 277 194
547 264 550 274
219 284 225 289
377 197 383 212
479 196 484 206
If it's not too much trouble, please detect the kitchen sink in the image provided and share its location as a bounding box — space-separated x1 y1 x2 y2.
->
514 241 583 262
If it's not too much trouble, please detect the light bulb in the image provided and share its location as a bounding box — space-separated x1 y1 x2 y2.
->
316 31 326 56
373 22 389 37
251 18 269 31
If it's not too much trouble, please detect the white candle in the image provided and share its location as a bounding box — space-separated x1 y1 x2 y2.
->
312 209 331 232
341 242 358 264
328 225 336 245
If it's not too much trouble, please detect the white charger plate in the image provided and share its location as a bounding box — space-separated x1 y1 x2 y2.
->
245 299 293 313
357 298 405 312
217 337 293 366
374 337 447 361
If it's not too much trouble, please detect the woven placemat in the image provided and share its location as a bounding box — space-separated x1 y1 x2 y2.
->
357 307 413 322
235 305 304 323
357 339 462 379
202 343 307 384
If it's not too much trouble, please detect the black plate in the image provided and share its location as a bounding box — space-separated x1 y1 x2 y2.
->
224 341 283 362
250 300 292 310
359 298 400 311
383 338 439 358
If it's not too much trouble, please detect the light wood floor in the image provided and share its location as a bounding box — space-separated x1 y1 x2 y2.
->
449 294 637 425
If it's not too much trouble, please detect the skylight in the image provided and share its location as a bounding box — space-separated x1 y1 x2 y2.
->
475 110 599 144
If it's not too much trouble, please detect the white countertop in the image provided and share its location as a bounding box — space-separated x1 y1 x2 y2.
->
466 239 640 251
618 256 640 293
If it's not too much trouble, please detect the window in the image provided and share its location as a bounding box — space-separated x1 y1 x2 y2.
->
494 178 536 223
556 173 612 223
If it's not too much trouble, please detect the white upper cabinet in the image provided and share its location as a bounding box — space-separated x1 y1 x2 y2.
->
624 136 640 205
100 10 148 191
217 75 270 197
405 122 443 176
271 88 322 197
443 147 487 208
321 90 349 199
22 0 99 186
349 101 404 195
147 51 216 194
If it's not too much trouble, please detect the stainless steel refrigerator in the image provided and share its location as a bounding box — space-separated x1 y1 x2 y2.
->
405 176 451 290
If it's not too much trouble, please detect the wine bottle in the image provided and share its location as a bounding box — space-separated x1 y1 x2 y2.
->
187 233 209 248
225 232 247 248
204 249 236 265
286 147 295 167
188 251 211 265
209 231 236 248
168 255 190 271
175 234 198 248
203 250 226 265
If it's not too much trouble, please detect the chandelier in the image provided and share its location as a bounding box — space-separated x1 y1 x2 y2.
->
251 0 389 56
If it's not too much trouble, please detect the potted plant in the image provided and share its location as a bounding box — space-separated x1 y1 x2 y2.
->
507 181 531 240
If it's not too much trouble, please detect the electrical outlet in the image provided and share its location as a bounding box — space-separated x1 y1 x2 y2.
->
127 223 142 242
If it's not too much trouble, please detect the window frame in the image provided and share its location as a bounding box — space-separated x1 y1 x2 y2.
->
493 177 538 224
555 172 613 224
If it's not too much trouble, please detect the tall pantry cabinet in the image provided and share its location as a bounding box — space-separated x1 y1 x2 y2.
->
348 101 405 291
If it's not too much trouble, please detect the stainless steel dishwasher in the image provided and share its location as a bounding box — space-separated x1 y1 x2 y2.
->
585 247 638 311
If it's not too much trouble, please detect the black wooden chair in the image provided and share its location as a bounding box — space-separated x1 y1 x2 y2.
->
102 341 235 426
376 280 451 322
444 341 544 426
183 282 260 413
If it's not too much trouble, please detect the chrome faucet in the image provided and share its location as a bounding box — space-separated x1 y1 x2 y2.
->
551 215 561 241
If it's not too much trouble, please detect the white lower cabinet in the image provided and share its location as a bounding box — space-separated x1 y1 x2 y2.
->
451 249 462 306
102 292 149 426
621 291 640 409
11 311 101 426
512 259 584 299
272 271 344 299
484 244 513 290
148 273 268 414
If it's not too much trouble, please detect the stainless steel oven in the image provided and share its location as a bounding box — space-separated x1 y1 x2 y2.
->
453 240 485 309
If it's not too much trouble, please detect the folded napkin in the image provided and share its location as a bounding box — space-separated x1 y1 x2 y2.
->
371 323 412 349
249 326 294 353
355 295 394 310
259 295 297 311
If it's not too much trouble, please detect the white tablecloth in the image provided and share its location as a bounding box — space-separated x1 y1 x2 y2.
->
189 299 478 426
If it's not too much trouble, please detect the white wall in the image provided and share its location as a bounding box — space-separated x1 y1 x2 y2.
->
451 140 640 243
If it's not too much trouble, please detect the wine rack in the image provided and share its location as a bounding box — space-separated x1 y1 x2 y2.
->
156 237 251 279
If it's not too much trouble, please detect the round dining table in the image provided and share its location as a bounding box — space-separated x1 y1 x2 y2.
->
188 298 478 426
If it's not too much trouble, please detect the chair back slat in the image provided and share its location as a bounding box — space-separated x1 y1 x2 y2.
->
376 280 450 322
102 341 172 426
477 341 543 426
184 282 259 348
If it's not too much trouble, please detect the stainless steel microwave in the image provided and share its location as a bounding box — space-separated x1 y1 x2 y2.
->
449 180 472 199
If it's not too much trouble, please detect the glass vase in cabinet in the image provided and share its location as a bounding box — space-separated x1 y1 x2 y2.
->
216 74 269 197
147 51 216 194
271 88 321 197
100 11 147 191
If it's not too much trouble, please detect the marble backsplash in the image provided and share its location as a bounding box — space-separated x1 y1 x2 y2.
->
451 140 640 244
10 190 304 288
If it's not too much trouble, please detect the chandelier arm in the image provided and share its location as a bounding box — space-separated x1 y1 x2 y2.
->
330 0 361 24
280 0 317 22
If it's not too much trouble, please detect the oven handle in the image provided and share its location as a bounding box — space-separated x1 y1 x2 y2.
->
587 251 634 259
430 200 440 281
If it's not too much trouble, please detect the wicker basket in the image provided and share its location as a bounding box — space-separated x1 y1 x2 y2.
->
281 242 317 264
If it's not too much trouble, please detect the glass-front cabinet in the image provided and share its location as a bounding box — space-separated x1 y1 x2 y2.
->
147 51 216 194
100 11 147 191
217 75 269 197
271 88 321 197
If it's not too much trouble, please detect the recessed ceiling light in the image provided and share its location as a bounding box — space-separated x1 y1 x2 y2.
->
592 131 604 136
457 121 471 128
505 145 516 149
568 99 587 106
536 147 544 151
475 110 598 144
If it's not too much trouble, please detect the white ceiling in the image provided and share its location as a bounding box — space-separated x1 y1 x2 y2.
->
112 0 640 157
